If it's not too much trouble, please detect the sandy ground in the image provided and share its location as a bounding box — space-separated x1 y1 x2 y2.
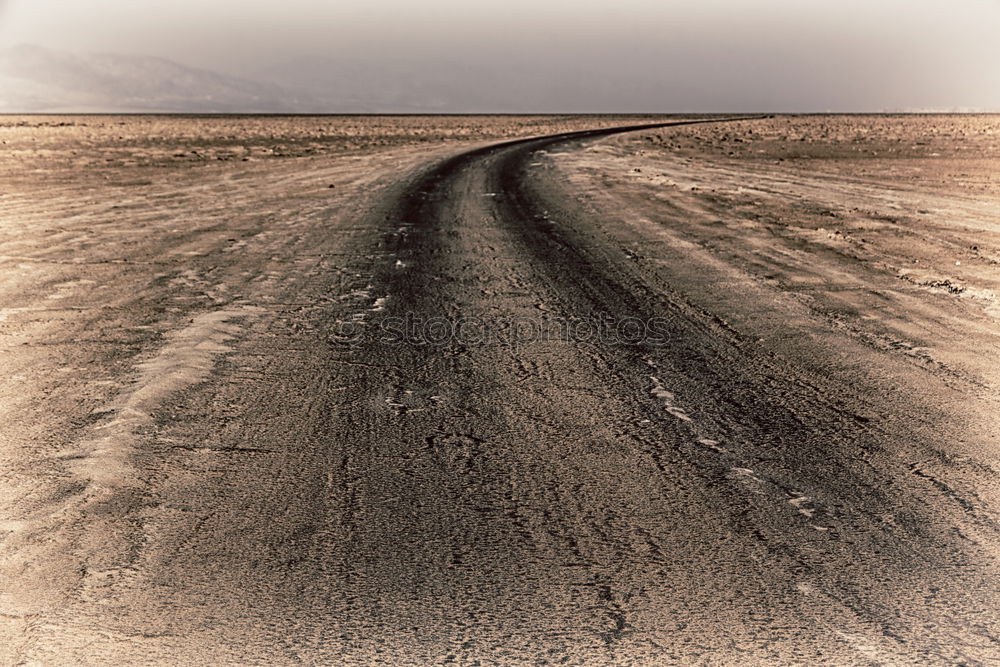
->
0 115 998 665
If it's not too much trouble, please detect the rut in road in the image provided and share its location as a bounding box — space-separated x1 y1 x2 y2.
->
300 120 999 663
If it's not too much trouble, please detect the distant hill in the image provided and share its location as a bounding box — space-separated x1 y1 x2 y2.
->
0 44 307 113
0 44 617 114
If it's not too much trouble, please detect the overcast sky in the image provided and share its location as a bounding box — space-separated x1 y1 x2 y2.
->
1 0 999 111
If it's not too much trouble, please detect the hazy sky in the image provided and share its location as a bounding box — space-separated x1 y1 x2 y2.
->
1 0 999 111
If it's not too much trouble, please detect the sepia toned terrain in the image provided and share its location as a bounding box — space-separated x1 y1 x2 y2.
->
1 114 998 664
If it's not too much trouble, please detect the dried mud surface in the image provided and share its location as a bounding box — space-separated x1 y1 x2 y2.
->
1 115 998 665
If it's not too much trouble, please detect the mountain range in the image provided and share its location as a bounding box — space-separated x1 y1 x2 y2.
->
0 44 317 113
0 44 562 113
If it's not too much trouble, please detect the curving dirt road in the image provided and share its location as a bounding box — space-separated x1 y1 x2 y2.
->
2 117 999 664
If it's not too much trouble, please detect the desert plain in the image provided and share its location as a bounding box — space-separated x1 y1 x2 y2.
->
1 114 999 664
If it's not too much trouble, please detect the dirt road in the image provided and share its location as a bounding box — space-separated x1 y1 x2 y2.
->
1 116 999 664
